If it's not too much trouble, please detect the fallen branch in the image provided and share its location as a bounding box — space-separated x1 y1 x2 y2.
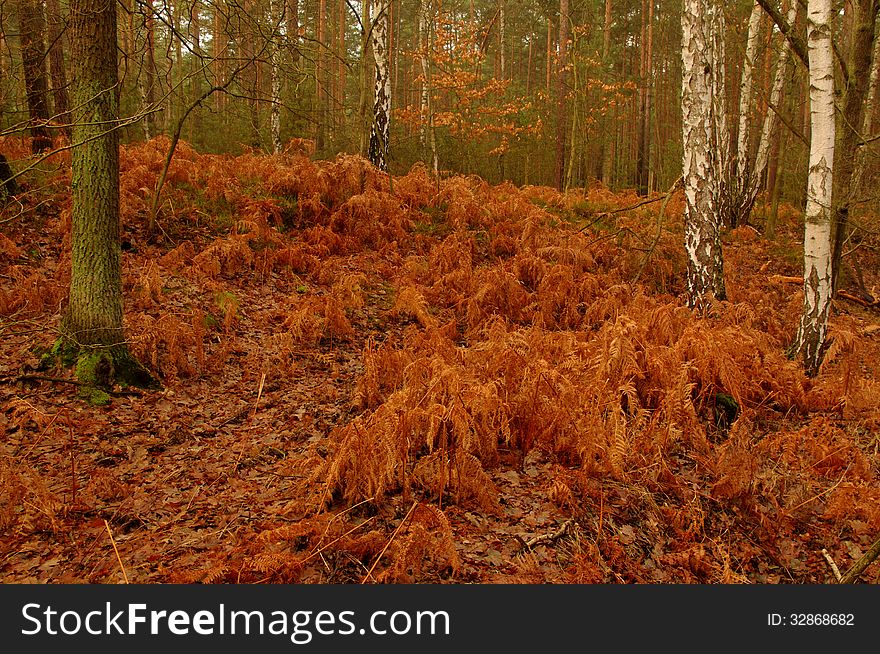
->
578 189 676 234
769 275 803 285
519 519 575 550
839 534 880 584
821 548 842 581
837 290 879 308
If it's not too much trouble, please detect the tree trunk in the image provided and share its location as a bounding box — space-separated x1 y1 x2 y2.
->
830 0 879 291
794 0 835 376
599 0 613 185
636 0 653 196
369 0 391 170
142 0 157 140
17 0 53 153
681 0 726 309
270 0 283 153
554 0 569 191
754 0 799 232
728 1 765 226
419 0 438 176
287 0 299 67
65 0 153 390
213 1 227 111
45 0 70 138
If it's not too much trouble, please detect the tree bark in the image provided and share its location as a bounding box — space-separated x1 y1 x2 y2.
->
369 0 391 170
142 0 157 140
794 0 835 376
636 0 653 196
45 0 70 138
17 0 53 153
830 0 879 291
554 0 569 191
270 0 283 154
728 1 765 226
681 0 726 309
65 0 153 389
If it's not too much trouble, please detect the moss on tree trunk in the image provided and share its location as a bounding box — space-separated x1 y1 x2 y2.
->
61 0 158 399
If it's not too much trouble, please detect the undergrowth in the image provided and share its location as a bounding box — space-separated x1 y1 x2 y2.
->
1 135 878 584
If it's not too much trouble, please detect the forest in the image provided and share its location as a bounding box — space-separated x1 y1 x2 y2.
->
0 0 879 585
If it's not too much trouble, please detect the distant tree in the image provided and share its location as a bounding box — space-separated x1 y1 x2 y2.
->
369 0 391 170
16 0 53 153
45 0 71 137
62 0 154 392
554 0 569 191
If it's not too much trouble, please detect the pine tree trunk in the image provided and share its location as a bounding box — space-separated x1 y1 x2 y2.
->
45 0 70 138
794 0 835 376
369 0 391 170
636 0 653 196
143 0 157 140
17 0 53 153
65 0 153 390
554 0 569 191
681 0 726 309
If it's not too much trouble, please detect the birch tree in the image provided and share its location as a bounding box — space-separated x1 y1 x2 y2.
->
752 0 800 223
681 0 727 308
270 0 283 154
727 1 764 227
419 0 439 176
793 0 835 376
369 0 391 170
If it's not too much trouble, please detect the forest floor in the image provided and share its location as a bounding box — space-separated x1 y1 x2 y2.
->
1 136 879 584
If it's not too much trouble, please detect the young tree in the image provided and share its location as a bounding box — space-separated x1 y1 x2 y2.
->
830 0 879 290
793 0 835 376
45 0 71 137
681 0 726 308
63 0 153 390
554 0 569 191
727 1 764 227
16 0 53 153
369 0 391 170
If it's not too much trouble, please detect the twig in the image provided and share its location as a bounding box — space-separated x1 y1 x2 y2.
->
821 548 842 581
361 501 419 584
633 176 682 284
104 519 129 584
838 290 879 308
521 519 575 550
578 192 672 233
788 465 850 512
839 534 880 584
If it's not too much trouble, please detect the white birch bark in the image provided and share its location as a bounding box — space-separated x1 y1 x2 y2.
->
270 0 283 154
795 0 835 375
732 2 764 220
369 0 391 170
752 0 800 198
682 0 726 308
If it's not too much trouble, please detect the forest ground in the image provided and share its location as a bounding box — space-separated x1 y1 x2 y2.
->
1 137 879 584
